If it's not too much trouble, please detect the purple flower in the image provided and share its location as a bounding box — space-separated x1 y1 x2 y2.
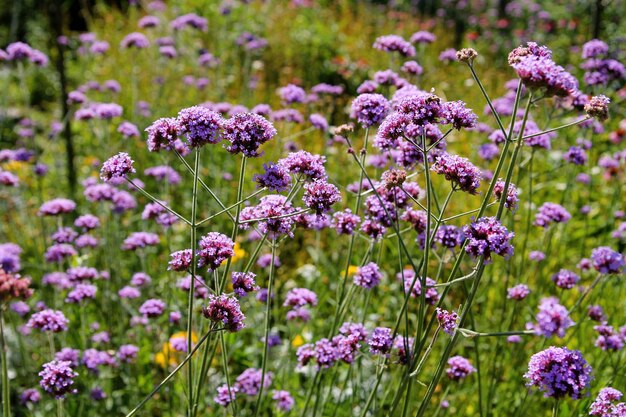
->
272 390 295 412
309 113 328 131
431 152 482 194
439 48 457 62
279 151 326 180
331 209 361 235
397 269 439 303
528 250 546 262
564 146 588 165
138 299 165 318
55 348 80 367
395 93 442 126
240 195 297 238
121 232 159 250
284 288 318 308
177 106 223 148
202 294 245 332
168 249 192 271
524 346 593 399
214 384 238 407
38 198 76 216
582 40 609 59
587 305 606 322
551 269 580 290
401 60 423 75
302 180 341 214
28 309 68 332
120 32 149 48
234 368 272 395
373 35 415 57
493 179 519 211
507 284 530 300
446 356 475 381
39 360 78 398
222 113 277 157
74 214 100 231
82 349 116 373
232 272 259 297
434 225 465 249
533 297 574 338
145 118 180 152
197 232 234 270
594 325 624 351
118 286 140 299
410 31 436 44
353 262 383 289
441 101 478 130
591 246 624 274
368 327 393 356
278 84 306 104
253 162 291 192
44 244 77 263
463 217 514 262
170 13 207 31
534 203 571 228
100 152 135 182
65 284 97 303
436 308 459 335
589 387 626 416
311 83 343 95
351 94 390 128
20 388 41 404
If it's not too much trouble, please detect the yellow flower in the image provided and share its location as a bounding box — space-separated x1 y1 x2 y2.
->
292 335 304 348
340 265 359 277
155 331 198 368
4 161 26 172
223 242 247 265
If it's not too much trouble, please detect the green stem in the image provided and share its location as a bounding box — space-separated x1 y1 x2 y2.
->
0 308 10 417
253 239 277 417
125 329 221 417
187 149 200 417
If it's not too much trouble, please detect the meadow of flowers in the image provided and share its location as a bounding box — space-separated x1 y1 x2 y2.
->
0 1 625 416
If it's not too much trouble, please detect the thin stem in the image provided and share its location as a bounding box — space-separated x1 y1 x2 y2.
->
125 329 222 417
253 240 277 417
186 149 200 417
0 308 10 417
126 179 191 226
196 187 265 227
520 117 590 141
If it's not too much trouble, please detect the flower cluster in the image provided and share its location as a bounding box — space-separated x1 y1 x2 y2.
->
524 347 593 399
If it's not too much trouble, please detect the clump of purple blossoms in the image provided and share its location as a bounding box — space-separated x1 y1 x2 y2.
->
434 225 465 249
331 209 361 235
222 112 277 157
582 40 609 59
446 356 476 381
278 84 306 104
202 294 245 332
353 262 383 289
533 297 574 338
168 249 192 271
145 118 180 152
117 344 139 363
138 299 165 318
240 195 297 238
588 305 606 322
441 100 478 130
20 388 40 404
463 217 514 262
507 284 530 300
121 232 159 250
593 325 624 351
28 309 68 332
177 106 224 148
234 368 272 396
564 146 588 165
493 179 519 211
273 390 295 412
65 284 97 303
214 384 238 407
397 269 440 304
120 32 149 48
589 387 626 416
436 308 458 335
197 232 235 271
253 162 291 192
38 198 76 216
368 327 393 356
431 152 482 194
279 151 327 180
284 288 318 321
551 269 580 290
508 42 578 97
351 94 390 128
591 246 624 274
39 360 78 398
373 35 416 57
232 272 259 297
524 346 593 399
302 180 341 214
534 203 571 228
